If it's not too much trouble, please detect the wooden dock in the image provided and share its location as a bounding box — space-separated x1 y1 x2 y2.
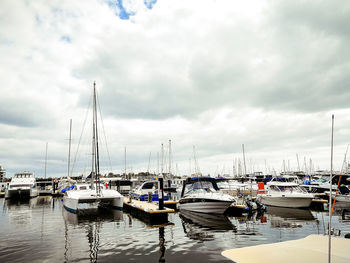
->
123 197 175 224
225 204 248 216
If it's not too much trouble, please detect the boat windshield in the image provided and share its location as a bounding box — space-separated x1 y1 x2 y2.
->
185 181 216 194
142 182 156 190
270 185 306 193
77 185 91 190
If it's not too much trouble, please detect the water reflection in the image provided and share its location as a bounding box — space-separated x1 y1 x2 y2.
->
1 196 349 263
332 203 350 223
62 208 123 225
159 227 165 262
62 208 124 263
265 206 315 228
4 197 53 226
234 213 262 236
180 210 236 241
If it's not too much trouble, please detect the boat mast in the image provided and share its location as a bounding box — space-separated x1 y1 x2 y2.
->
328 114 334 263
296 154 300 171
93 82 101 194
67 119 72 179
168 139 172 176
161 143 164 176
147 152 151 174
45 142 48 179
193 146 199 175
242 144 247 177
124 146 127 179
91 83 97 190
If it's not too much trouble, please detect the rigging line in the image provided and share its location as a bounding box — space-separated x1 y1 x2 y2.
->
331 144 349 216
96 90 113 172
70 91 93 177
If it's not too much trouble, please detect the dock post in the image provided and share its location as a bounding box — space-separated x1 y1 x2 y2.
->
159 176 164 210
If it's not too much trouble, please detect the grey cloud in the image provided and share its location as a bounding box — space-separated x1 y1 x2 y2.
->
0 99 49 127
74 1 350 121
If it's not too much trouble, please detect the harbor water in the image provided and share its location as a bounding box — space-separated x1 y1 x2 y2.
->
1 197 350 262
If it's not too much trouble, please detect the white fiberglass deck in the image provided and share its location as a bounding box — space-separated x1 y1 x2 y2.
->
222 234 350 263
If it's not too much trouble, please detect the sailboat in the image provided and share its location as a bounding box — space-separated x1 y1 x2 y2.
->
63 82 123 213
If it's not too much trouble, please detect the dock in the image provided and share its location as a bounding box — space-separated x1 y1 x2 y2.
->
225 204 248 216
222 234 350 263
123 197 175 224
163 200 178 210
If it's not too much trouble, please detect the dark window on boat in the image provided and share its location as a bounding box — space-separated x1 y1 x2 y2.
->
142 182 156 190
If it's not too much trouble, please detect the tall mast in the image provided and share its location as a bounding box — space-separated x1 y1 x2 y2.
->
328 114 334 263
91 82 97 190
168 139 172 176
296 154 300 171
242 144 247 177
161 143 164 175
68 119 72 179
193 146 199 174
147 152 151 174
157 152 159 175
45 142 48 179
93 82 101 194
124 146 127 178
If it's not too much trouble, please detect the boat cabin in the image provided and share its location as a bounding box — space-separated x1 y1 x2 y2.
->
267 182 307 193
181 177 220 197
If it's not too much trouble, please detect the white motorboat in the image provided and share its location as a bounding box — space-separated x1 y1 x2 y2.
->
5 172 38 199
216 178 258 196
63 83 123 214
257 182 314 208
130 180 169 201
179 177 236 214
325 185 350 203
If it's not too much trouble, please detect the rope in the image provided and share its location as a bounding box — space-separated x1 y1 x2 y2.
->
96 91 113 172
70 91 92 177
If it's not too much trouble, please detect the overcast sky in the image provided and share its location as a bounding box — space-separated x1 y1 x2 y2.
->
1 0 350 178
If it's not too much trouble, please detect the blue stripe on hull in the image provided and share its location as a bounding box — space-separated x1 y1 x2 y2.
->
63 204 78 214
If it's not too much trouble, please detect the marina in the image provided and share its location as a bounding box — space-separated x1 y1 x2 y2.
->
1 196 350 263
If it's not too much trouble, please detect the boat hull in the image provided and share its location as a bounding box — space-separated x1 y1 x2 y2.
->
258 195 313 208
5 188 38 199
63 193 124 214
179 199 233 214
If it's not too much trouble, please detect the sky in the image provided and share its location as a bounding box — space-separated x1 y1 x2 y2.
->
1 0 350 178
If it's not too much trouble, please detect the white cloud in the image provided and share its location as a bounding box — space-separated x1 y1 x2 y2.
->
0 0 349 177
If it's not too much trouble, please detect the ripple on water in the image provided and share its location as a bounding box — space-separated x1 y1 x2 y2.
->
1 197 350 262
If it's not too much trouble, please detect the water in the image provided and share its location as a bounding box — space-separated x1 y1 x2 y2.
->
1 197 350 263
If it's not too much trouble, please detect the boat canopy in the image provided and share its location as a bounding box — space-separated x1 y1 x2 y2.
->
181 177 220 197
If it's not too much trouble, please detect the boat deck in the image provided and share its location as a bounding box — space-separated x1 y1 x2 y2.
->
222 234 350 263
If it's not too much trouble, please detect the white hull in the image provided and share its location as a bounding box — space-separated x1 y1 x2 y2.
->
63 189 124 214
179 200 233 214
327 192 350 203
335 195 350 202
5 188 38 199
258 195 313 208
6 172 38 199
